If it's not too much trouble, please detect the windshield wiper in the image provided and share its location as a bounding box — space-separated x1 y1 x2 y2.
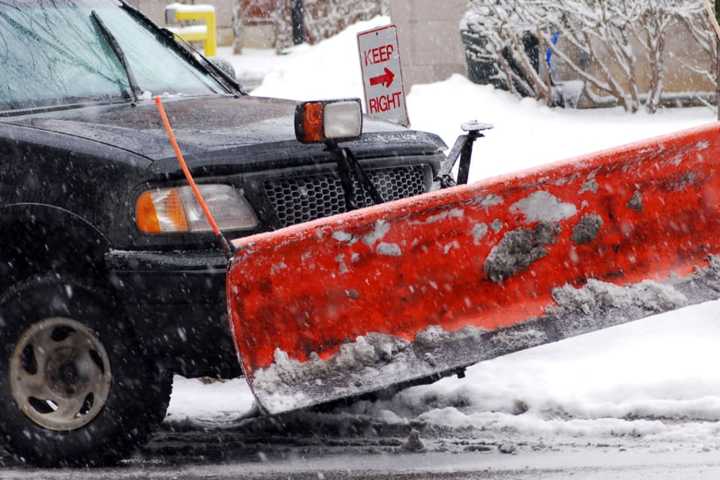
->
90 10 141 103
119 2 246 95
0 97 133 118
169 33 247 95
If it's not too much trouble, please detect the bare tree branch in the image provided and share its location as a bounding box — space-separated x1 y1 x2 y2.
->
463 0 712 114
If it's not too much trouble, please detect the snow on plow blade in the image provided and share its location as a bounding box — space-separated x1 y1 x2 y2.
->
227 124 720 415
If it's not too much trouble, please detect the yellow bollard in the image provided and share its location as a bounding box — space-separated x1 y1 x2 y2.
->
165 4 217 57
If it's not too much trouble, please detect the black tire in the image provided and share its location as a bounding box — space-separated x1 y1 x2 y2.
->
0 274 172 467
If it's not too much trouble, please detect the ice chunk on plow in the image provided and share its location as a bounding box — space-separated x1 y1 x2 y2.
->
227 124 720 415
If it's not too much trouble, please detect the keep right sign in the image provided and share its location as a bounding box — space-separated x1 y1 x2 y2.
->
357 25 409 127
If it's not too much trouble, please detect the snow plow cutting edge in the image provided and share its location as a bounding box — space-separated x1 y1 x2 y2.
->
226 122 720 415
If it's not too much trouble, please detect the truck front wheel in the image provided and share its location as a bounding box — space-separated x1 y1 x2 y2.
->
0 275 171 466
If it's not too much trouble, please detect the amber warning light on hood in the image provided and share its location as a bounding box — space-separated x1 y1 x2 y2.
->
294 99 363 144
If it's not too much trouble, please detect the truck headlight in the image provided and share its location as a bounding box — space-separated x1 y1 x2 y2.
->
136 185 259 234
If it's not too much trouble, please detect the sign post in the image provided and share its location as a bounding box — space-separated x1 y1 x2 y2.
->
357 25 409 127
291 0 305 45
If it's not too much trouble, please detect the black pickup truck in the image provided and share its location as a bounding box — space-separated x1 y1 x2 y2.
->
0 0 449 466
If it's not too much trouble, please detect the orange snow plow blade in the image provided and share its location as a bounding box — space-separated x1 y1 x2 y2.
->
227 123 720 415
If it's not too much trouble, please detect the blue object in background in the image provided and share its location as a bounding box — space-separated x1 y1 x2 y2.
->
546 32 561 70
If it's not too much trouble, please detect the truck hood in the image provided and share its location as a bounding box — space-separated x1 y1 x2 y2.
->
3 95 445 173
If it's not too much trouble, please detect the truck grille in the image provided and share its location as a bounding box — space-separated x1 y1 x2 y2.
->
264 165 428 228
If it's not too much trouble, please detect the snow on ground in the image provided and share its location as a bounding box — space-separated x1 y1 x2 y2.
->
166 377 255 427
166 17 720 448
347 300 720 447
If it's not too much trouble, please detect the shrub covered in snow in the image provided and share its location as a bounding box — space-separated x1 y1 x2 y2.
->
462 0 716 113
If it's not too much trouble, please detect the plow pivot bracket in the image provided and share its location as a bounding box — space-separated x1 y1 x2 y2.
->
438 121 493 187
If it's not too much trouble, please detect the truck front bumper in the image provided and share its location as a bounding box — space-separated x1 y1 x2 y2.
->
106 249 241 378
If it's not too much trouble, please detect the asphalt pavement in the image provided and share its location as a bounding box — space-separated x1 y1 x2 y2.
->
1 421 720 480
3 450 720 480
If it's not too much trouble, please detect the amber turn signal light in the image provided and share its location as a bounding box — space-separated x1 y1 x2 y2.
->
136 185 259 234
295 99 363 144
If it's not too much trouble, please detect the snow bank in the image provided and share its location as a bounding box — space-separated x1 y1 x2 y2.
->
250 17 389 102
408 75 714 181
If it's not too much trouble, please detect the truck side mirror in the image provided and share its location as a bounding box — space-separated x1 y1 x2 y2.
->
208 57 237 81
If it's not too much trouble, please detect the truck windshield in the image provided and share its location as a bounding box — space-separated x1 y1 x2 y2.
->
0 0 225 111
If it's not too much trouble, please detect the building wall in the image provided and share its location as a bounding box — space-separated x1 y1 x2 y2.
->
129 0 388 50
127 0 474 76
389 0 467 88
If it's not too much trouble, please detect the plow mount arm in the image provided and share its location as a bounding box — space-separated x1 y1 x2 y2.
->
227 123 720 416
436 121 493 188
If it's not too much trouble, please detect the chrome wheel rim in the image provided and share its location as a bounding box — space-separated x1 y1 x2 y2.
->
9 318 112 431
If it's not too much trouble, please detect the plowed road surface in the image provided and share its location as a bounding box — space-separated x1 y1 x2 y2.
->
1 423 720 479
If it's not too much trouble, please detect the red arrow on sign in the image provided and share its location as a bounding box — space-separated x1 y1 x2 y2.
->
369 67 395 88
